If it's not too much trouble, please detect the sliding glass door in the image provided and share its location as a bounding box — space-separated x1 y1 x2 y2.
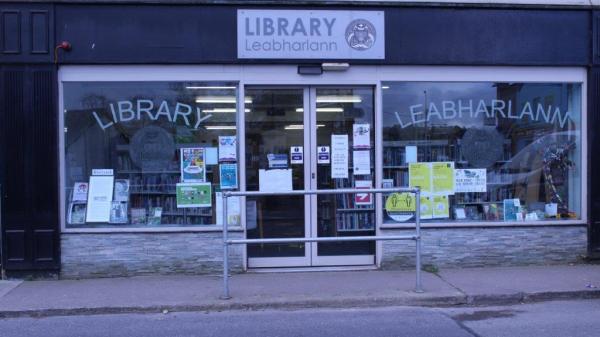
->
245 86 375 268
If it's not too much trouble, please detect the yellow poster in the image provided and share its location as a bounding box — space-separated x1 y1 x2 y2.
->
409 163 431 193
432 162 455 195
385 192 416 212
385 192 416 222
433 195 450 219
420 195 433 220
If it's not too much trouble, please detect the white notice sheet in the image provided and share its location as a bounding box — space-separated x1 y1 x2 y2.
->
331 134 349 178
86 175 114 223
353 150 371 175
259 169 293 192
352 124 371 149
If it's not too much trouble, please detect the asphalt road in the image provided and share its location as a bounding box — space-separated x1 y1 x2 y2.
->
0 299 598 337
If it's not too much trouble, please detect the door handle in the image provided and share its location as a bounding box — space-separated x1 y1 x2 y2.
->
311 173 316 179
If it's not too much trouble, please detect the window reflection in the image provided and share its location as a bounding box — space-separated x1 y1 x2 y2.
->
63 82 238 228
382 82 581 223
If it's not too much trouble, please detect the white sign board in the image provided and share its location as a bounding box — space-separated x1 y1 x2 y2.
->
86 176 114 223
238 10 385 59
454 169 487 193
259 169 293 192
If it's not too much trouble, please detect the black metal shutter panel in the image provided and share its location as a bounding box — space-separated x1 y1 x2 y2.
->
589 68 600 257
31 68 58 265
1 65 59 270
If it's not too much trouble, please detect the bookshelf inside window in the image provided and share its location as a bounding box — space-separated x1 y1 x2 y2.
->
382 139 516 223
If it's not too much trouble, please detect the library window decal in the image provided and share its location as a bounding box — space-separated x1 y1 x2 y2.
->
63 82 240 228
382 82 582 224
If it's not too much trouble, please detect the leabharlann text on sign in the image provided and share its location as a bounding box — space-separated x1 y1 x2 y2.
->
237 10 385 59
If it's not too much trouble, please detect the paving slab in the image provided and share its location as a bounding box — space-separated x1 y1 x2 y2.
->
438 265 600 296
0 265 598 317
0 270 460 315
0 281 22 299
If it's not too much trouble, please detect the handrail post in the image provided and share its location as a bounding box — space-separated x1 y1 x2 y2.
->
218 187 425 299
415 188 424 293
221 192 231 300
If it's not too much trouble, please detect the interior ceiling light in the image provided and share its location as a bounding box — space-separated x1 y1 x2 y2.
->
382 86 390 89
295 107 344 113
202 108 250 113
315 96 362 103
186 86 236 90
196 97 252 104
284 124 325 130
205 125 237 130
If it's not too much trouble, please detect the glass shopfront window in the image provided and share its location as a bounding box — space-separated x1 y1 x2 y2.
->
63 81 239 228
382 82 582 224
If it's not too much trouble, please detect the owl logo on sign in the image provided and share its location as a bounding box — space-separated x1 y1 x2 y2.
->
345 19 376 51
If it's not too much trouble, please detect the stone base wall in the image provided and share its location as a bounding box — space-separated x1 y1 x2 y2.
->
61 232 243 279
381 225 587 269
61 226 588 278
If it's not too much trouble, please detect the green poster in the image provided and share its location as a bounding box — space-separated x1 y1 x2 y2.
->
432 162 455 194
409 163 431 193
433 195 450 218
176 182 212 208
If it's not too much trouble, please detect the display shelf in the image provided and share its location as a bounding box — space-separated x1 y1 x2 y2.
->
118 170 180 174
336 208 375 212
337 228 375 232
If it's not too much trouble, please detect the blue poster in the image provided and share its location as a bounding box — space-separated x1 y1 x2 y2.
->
220 163 238 190
503 198 520 221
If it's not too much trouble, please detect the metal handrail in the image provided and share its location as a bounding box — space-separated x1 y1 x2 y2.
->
221 187 422 299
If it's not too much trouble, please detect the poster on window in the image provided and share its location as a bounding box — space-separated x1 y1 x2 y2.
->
219 163 238 190
216 192 241 226
353 150 371 175
180 148 206 182
432 162 455 195
419 195 433 220
432 195 450 219
331 134 349 178
352 124 370 149
176 182 212 208
454 169 487 193
384 192 415 222
218 136 237 162
354 180 372 205
408 163 431 193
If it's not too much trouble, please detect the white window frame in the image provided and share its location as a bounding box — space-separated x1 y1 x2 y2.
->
58 65 587 235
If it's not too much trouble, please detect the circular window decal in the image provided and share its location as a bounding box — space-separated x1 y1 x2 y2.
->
385 192 416 222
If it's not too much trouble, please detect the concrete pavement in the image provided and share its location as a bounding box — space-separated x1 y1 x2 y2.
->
0 264 598 317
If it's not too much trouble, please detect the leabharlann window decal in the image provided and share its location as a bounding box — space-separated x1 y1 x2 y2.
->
393 99 573 129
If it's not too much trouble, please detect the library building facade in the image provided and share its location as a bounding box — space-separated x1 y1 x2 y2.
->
1 1 600 277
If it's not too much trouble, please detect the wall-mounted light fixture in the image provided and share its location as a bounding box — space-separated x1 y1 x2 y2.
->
297 65 323 75
321 63 350 71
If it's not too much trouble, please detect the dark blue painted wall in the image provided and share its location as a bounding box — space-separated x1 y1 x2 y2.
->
53 5 590 66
